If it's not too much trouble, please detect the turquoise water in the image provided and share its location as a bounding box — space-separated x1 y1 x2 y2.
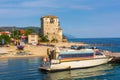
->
0 57 43 80
0 38 120 80
0 57 120 80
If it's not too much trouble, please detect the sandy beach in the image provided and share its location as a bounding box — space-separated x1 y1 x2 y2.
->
0 42 84 59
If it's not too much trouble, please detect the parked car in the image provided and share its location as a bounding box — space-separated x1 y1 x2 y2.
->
71 45 78 49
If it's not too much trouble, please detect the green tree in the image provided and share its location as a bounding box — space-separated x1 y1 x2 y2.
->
41 36 49 42
51 38 58 43
38 31 41 37
25 28 35 36
0 34 11 45
11 30 20 39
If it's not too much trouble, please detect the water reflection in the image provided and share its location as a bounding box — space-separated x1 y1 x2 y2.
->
0 57 43 80
0 58 116 80
45 64 114 80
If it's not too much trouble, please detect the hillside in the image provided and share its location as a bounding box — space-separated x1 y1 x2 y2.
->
0 26 40 33
64 34 76 39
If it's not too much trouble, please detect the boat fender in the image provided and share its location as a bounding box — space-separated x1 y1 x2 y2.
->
43 57 49 62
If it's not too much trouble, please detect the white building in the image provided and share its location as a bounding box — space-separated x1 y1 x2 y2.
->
28 33 38 45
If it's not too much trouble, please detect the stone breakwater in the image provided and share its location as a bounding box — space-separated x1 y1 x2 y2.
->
103 51 120 63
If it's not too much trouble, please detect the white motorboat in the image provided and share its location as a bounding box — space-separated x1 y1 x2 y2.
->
40 47 112 71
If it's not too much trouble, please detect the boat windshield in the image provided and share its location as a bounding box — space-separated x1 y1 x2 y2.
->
95 52 103 55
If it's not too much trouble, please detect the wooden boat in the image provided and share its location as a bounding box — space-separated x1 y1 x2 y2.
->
40 47 112 71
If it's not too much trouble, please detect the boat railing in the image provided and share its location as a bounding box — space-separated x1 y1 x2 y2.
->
51 59 60 64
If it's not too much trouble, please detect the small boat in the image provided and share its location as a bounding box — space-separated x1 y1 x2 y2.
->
17 45 24 50
39 47 112 71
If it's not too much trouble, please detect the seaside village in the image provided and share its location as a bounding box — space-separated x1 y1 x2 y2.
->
0 15 84 58
0 15 119 71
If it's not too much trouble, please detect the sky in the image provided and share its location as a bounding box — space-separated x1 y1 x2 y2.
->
0 0 120 38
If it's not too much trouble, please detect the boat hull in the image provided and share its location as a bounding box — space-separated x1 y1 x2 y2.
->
40 57 112 71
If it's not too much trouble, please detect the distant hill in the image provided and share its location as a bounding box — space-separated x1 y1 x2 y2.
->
64 34 76 39
0 26 19 32
0 26 40 33
20 26 40 33
0 26 75 39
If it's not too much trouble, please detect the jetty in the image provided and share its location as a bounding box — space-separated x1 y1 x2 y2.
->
103 51 120 63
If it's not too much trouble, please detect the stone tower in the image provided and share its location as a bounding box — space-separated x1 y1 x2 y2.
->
41 15 63 42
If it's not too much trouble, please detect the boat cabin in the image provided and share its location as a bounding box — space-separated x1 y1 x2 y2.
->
47 47 104 63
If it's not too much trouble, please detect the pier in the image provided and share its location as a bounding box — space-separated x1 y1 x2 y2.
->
104 52 120 63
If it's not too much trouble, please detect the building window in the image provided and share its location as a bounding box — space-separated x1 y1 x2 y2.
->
31 35 35 38
31 39 35 41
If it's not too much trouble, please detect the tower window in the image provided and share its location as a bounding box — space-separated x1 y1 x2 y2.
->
50 18 55 23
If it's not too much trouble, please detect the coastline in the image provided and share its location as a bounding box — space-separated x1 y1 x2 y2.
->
0 55 41 59
0 42 84 59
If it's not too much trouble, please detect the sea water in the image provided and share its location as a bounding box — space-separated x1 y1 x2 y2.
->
68 38 120 52
0 38 120 80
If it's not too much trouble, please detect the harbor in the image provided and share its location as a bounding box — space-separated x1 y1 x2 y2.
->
0 38 120 80
0 0 120 79
1 42 120 64
0 55 119 80
104 52 120 63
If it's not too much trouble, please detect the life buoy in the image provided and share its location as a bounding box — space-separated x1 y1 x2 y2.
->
43 57 49 62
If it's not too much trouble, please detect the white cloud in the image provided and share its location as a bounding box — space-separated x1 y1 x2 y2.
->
0 8 47 18
0 0 93 9
0 0 93 18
